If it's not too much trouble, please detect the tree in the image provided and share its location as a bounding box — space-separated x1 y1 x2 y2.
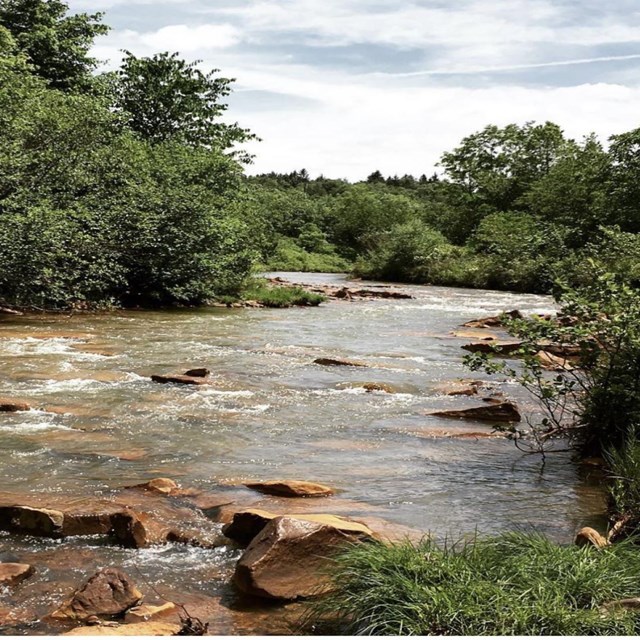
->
113 51 255 157
0 0 108 92
606 128 640 233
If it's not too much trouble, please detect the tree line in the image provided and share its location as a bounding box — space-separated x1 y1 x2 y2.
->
1 0 640 310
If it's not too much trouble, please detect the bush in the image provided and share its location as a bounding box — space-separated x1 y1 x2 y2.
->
265 237 350 274
311 534 640 636
243 280 325 308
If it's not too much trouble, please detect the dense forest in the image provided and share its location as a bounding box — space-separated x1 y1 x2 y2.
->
1 0 640 311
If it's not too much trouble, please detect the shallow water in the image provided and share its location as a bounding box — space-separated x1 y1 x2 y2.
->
0 273 606 634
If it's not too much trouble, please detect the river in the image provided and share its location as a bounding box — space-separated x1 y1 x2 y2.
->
0 273 606 634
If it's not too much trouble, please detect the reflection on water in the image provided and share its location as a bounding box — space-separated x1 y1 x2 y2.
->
0 273 607 633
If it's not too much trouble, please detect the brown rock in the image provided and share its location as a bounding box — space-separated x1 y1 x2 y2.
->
539 343 582 358
462 310 522 328
601 598 640 613
0 505 64 537
361 383 395 393
184 368 210 378
223 509 374 547
535 351 575 371
434 380 485 397
52 568 143 621
128 478 179 495
461 341 524 355
244 480 335 498
62 621 181 636
62 512 114 537
0 563 35 586
0 400 31 412
431 402 521 423
0 307 22 316
150 374 210 386
313 357 367 367
124 602 177 623
234 516 363 600
575 527 608 549
109 511 153 549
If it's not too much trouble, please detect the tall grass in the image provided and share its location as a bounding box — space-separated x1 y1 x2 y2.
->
309 533 640 635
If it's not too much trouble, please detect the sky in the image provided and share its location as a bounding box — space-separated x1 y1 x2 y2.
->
68 0 640 180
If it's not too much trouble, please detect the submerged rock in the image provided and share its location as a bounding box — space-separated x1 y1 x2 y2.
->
575 527 608 549
313 357 367 367
62 621 181 636
0 563 35 586
0 400 31 412
234 516 364 600
184 368 210 378
361 382 395 393
431 402 521 423
52 568 143 621
223 509 374 547
150 374 210 386
127 478 179 495
244 480 335 498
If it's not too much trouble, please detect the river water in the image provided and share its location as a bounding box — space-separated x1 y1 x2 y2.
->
0 273 606 634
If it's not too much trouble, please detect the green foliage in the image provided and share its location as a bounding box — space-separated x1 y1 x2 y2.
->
0 0 108 92
243 279 325 308
311 534 640 636
607 429 640 523
265 237 350 273
113 51 254 156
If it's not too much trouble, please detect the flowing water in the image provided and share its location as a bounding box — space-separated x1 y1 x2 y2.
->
0 273 607 634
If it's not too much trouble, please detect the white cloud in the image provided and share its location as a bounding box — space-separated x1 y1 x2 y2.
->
138 24 241 52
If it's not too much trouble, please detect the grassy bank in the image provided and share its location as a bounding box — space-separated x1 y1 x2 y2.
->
226 279 326 308
311 533 640 636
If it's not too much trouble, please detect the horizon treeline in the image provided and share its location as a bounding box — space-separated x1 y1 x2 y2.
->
1 0 639 310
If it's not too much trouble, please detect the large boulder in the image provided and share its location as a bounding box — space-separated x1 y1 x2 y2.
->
0 505 64 537
52 568 142 621
109 511 155 549
0 563 34 586
234 516 363 600
244 480 334 498
223 509 374 547
431 402 521 423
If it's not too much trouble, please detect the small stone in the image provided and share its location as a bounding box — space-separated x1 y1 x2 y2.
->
244 480 335 498
0 563 35 586
128 478 179 495
183 368 210 378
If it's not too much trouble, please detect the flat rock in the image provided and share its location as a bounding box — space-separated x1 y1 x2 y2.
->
0 563 35 586
433 380 485 397
535 350 576 371
461 341 524 355
150 374 210 386
62 621 181 636
0 400 31 412
575 527 608 549
0 505 65 537
52 568 142 621
431 402 521 423
313 357 368 367
244 480 335 498
127 478 179 495
124 602 177 623
223 509 374 547
462 310 522 328
234 516 363 600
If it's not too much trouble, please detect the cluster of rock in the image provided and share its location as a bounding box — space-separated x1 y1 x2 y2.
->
267 277 414 301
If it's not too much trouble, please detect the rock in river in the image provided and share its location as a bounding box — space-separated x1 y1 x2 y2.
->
313 357 368 367
52 568 143 621
184 368 210 378
462 310 522 328
234 516 365 600
223 509 375 547
0 505 65 537
431 402 521 423
244 480 335 498
0 563 35 586
0 400 31 412
62 621 181 636
150 374 210 386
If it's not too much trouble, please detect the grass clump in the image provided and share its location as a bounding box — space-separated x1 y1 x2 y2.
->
244 279 325 308
310 533 640 635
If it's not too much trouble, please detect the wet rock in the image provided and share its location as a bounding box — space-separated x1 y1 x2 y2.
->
361 382 395 393
223 509 374 547
462 310 523 328
461 341 524 355
244 480 335 498
0 563 35 586
575 527 608 549
352 289 413 300
434 380 485 397
124 602 177 623
234 516 364 600
127 477 179 495
451 330 498 341
62 512 114 537
314 357 367 367
0 505 64 537
150 374 210 386
109 511 154 549
0 307 22 316
52 568 143 621
184 368 210 378
431 402 521 423
0 400 31 412
535 350 575 371
62 621 181 636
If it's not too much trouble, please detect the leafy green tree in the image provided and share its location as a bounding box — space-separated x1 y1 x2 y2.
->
113 51 255 156
0 0 108 91
606 127 640 233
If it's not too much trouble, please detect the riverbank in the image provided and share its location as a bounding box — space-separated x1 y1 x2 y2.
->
0 273 607 634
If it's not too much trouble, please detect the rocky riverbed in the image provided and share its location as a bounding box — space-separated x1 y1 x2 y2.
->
0 273 608 635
